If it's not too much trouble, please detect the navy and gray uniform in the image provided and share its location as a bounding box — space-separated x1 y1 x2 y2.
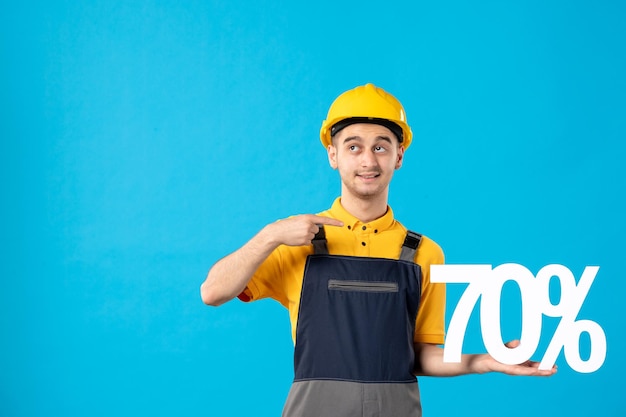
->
282 227 424 417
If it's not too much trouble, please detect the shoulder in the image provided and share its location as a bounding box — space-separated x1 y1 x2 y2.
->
317 207 336 219
416 234 445 265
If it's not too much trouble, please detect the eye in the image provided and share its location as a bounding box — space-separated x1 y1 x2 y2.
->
348 144 360 152
374 145 387 153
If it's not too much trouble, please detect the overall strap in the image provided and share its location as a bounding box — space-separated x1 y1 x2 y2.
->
315 226 421 260
312 225 329 255
399 230 422 262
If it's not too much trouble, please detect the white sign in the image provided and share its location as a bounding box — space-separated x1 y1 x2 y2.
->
431 264 607 373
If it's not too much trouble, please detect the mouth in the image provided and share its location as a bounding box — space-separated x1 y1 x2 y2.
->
356 172 381 181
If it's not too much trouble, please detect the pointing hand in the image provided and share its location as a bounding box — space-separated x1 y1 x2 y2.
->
268 214 343 247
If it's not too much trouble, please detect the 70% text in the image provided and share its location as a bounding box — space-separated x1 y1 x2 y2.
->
431 264 606 373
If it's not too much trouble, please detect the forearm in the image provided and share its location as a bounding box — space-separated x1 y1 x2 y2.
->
201 214 344 307
413 343 486 377
200 225 279 306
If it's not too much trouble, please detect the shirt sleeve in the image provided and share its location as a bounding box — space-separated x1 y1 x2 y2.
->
237 245 289 308
413 236 446 345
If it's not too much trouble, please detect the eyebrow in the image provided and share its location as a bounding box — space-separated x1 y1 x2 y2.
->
342 135 394 145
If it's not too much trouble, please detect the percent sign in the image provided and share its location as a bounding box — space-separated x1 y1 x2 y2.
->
431 264 607 373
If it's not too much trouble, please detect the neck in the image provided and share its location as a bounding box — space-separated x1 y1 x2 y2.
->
339 191 389 223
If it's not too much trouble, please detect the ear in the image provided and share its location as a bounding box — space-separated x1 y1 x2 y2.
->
395 145 405 170
327 144 338 169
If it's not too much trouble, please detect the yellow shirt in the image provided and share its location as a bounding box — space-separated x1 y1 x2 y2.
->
240 198 446 345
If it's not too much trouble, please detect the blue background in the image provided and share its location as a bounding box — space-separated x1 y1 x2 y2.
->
2 1 625 416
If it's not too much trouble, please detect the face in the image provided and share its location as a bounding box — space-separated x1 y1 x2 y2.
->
327 123 404 202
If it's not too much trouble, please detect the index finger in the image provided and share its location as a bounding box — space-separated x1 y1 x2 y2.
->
309 215 344 227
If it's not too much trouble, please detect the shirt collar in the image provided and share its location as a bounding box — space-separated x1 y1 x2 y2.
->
328 197 395 232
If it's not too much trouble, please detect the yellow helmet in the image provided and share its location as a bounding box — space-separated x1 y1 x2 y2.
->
320 83 413 149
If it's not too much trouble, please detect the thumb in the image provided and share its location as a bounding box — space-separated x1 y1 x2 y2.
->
505 340 521 349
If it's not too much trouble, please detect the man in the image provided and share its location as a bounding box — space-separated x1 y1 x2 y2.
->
201 83 555 416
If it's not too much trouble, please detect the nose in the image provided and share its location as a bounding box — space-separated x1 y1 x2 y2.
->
360 149 378 168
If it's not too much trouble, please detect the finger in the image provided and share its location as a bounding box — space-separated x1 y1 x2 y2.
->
309 215 344 227
504 340 521 349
